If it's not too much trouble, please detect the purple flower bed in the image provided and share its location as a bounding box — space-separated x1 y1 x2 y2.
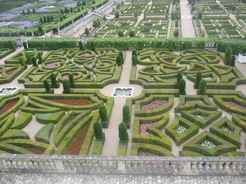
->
9 21 38 29
0 14 21 20
0 24 6 28
12 4 32 10
225 101 246 110
140 122 158 135
59 0 72 3
46 62 61 67
210 5 222 10
65 3 77 8
142 29 150 32
144 23 152 26
139 151 158 156
37 8 48 13
141 100 168 111
224 5 235 10
121 23 129 26
186 100 204 104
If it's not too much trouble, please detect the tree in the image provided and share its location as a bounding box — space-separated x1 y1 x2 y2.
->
194 72 202 89
230 55 236 66
31 57 37 66
19 58 25 66
93 20 98 28
199 79 207 94
79 41 84 50
174 29 179 37
47 16 50 23
99 105 108 121
117 30 124 37
132 55 137 66
91 42 95 51
85 28 89 36
103 15 106 21
168 41 173 51
32 8 36 14
177 72 182 85
62 79 70 93
132 50 137 56
43 16 47 23
93 122 104 140
119 51 124 60
8 41 15 51
25 52 31 63
224 47 232 65
116 55 122 66
115 11 119 19
50 73 57 85
129 30 135 37
197 11 203 19
37 52 42 64
69 73 74 85
38 26 44 35
43 80 50 91
23 42 28 49
179 79 186 95
118 123 128 142
123 106 130 123
40 17 43 23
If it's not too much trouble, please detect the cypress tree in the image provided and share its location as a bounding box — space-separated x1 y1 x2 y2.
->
118 123 128 142
119 51 123 61
93 122 104 139
116 55 122 66
50 73 57 85
199 79 207 94
132 55 137 66
99 105 108 121
69 73 74 85
43 80 50 91
8 41 15 51
25 52 31 63
85 28 89 36
79 41 84 50
37 52 42 64
31 57 37 66
177 72 182 85
230 55 236 66
194 72 202 89
23 42 28 49
132 49 137 56
19 58 25 66
179 79 186 95
62 79 70 93
123 106 130 123
224 47 232 65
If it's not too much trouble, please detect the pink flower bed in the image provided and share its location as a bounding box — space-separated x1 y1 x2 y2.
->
103 62 111 66
5 67 12 69
141 100 168 111
140 122 157 135
63 75 77 79
139 151 158 156
46 62 60 67
160 53 167 56
81 53 92 56
218 68 226 72
185 52 193 55
165 68 175 71
186 100 204 104
0 73 2 76
225 101 246 110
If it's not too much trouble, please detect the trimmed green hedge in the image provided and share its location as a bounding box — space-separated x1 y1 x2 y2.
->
35 123 54 144
11 111 32 129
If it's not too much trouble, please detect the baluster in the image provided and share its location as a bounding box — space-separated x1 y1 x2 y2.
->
223 162 230 173
191 162 197 172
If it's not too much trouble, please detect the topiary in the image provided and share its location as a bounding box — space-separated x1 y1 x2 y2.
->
177 72 182 85
123 106 131 123
115 11 119 19
62 79 70 93
132 50 137 56
179 79 186 95
50 73 57 85
79 41 85 51
132 55 137 66
194 72 202 89
37 52 42 64
93 122 104 140
116 55 122 66
224 47 232 65
230 55 236 66
118 122 128 142
19 58 25 66
129 30 135 37
99 105 108 121
25 52 31 63
31 57 37 66
43 80 50 91
199 79 207 94
23 42 28 50
69 73 74 85
119 51 124 61
8 41 15 51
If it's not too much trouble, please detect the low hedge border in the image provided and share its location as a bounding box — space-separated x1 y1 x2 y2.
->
132 113 172 151
0 48 14 60
0 114 15 137
0 65 27 84
165 115 199 146
35 123 54 144
117 141 128 156
11 111 32 129
232 113 246 132
210 117 242 148
35 111 65 124
91 136 105 156
0 129 29 141
183 131 237 156
179 150 204 157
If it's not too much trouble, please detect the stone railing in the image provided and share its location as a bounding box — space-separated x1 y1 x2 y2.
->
0 154 245 175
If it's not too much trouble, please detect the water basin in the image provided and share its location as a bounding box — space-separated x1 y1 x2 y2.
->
112 87 133 97
0 87 18 95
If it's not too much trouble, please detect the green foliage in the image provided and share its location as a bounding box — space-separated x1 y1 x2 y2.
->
38 26 44 35
93 121 104 140
118 122 128 141
79 41 85 50
25 52 31 63
99 105 108 121
117 30 124 37
123 106 131 123
50 73 57 85
8 41 15 51
19 57 25 66
224 47 232 65
174 29 179 37
23 42 28 49
69 73 74 85
85 28 89 36
194 72 202 89
132 55 137 66
230 55 236 66
31 57 37 66
37 52 42 64
132 49 137 56
168 41 173 51
115 11 119 18
177 72 182 84
116 55 122 66
43 80 50 91
199 79 207 94
62 79 70 93
129 30 135 37
179 79 186 95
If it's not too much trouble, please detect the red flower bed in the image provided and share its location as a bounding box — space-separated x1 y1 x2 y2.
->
47 99 92 105
193 67 203 71
7 69 16 75
166 60 173 63
65 122 91 155
145 69 155 73
0 100 18 114
22 147 44 154
141 100 168 111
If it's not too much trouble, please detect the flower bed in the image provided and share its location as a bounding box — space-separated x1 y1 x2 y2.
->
7 69 16 75
138 151 158 156
47 99 92 106
0 100 18 114
141 100 168 111
46 62 61 67
201 140 216 149
176 125 187 135
186 100 204 104
22 147 44 154
222 126 234 134
65 122 91 155
140 122 158 135
225 101 246 110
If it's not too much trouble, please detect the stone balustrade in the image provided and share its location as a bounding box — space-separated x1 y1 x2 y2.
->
0 154 245 175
